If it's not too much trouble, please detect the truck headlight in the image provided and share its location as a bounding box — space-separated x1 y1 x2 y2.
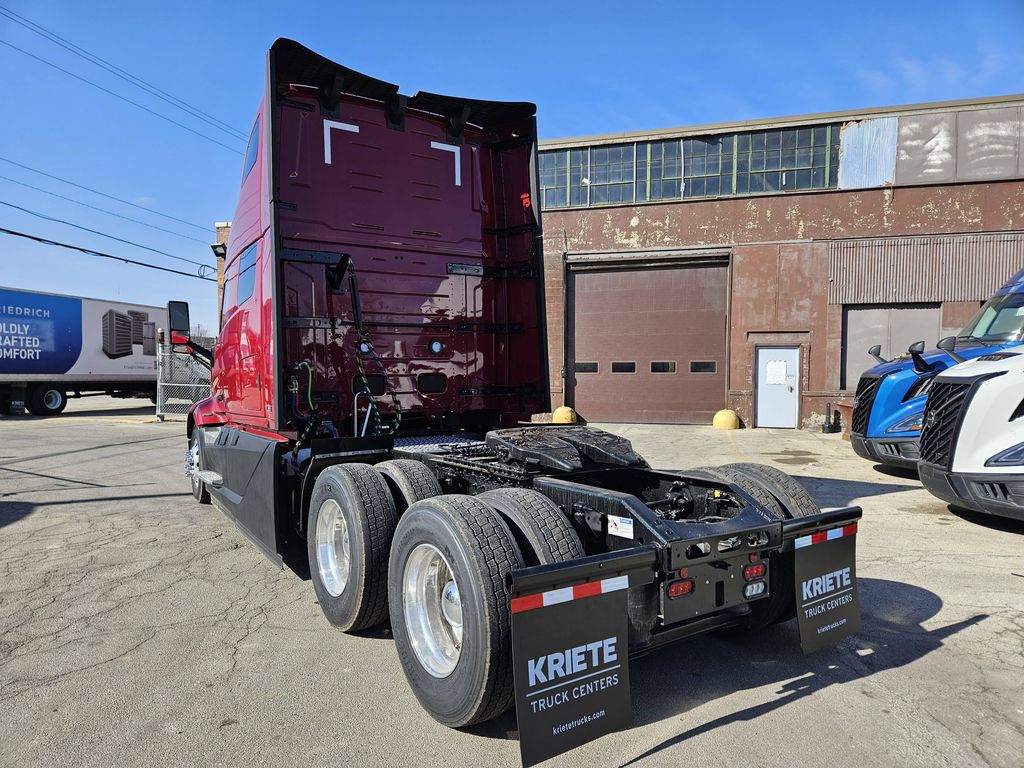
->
902 374 936 402
886 413 924 433
985 442 1024 467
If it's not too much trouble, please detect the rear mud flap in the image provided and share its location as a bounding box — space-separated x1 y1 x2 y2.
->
793 522 861 652
509 551 654 767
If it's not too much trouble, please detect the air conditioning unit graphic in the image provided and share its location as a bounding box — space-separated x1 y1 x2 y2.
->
102 310 134 359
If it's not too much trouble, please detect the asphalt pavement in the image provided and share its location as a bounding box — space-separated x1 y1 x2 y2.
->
1 398 1022 767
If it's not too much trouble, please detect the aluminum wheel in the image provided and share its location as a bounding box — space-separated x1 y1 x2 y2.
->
42 389 63 411
315 499 351 597
403 543 463 678
188 438 201 492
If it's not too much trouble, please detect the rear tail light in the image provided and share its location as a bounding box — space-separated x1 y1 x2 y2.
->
743 563 766 581
666 579 694 599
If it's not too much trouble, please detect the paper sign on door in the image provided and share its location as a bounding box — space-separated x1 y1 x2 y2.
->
765 360 787 385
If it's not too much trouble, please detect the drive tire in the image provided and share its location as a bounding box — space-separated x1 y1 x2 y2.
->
691 465 787 519
389 494 524 727
308 463 397 631
725 463 820 519
478 487 585 566
26 385 67 416
375 459 442 513
189 432 210 504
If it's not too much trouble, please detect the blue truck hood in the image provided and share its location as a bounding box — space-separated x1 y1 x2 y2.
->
859 341 1020 437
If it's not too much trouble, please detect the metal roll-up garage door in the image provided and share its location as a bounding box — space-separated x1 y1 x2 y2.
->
567 254 728 423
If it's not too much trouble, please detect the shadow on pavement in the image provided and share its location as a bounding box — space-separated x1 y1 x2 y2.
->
0 500 34 529
51 404 156 418
465 578 980 748
621 577 984 764
872 463 921 480
794 475 920 507
947 505 1024 534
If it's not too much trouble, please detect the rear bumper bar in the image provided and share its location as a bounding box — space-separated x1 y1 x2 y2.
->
509 505 863 594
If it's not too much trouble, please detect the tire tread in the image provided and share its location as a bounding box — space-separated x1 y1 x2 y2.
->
479 488 584 566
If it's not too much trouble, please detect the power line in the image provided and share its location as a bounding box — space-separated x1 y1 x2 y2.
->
0 5 247 141
0 174 211 245
0 227 216 281
0 155 210 232
0 199 214 273
0 39 243 155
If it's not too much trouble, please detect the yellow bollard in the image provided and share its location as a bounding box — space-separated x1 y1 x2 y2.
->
552 406 577 424
712 409 740 429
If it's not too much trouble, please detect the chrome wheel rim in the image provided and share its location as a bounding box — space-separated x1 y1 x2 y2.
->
189 439 201 492
403 543 462 678
42 390 62 410
316 499 351 597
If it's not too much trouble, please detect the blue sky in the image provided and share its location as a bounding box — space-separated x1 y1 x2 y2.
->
1 0 1022 330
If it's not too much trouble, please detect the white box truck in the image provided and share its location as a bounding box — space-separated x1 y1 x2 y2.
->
0 286 167 415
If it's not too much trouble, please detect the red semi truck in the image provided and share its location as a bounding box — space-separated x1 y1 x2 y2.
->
172 40 862 764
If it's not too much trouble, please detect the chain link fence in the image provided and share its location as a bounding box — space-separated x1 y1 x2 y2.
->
156 339 212 420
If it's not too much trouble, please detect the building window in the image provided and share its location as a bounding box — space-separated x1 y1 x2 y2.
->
574 362 599 373
736 125 839 194
540 149 589 208
589 145 634 205
568 149 588 206
637 140 682 201
683 135 734 198
539 150 567 208
651 361 677 373
611 361 636 373
539 122 841 209
690 361 717 374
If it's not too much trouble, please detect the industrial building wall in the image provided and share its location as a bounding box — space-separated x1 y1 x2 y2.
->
542 178 1024 426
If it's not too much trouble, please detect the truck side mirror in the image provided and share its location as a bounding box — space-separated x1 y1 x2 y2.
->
937 335 966 364
867 344 887 364
167 301 191 345
908 340 931 374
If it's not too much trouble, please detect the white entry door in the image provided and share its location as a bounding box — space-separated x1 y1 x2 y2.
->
756 347 800 428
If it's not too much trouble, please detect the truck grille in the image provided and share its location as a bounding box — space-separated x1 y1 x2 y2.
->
919 381 972 467
851 375 882 435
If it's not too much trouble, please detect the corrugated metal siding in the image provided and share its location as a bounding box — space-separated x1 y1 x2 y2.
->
828 233 1024 304
838 117 898 189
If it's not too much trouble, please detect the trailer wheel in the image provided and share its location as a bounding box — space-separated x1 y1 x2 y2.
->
375 460 442 513
26 385 67 416
388 494 523 727
478 488 584 566
308 464 397 631
188 433 210 504
692 465 793 628
725 463 820 519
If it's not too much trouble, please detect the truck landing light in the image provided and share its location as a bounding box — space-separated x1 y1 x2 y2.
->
744 581 766 599
666 579 694 599
743 563 766 581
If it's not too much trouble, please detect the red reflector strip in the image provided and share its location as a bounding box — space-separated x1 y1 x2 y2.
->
794 522 858 550
510 574 629 614
510 592 544 614
572 581 602 600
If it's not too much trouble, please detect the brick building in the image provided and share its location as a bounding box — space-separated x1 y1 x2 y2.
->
538 95 1024 427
